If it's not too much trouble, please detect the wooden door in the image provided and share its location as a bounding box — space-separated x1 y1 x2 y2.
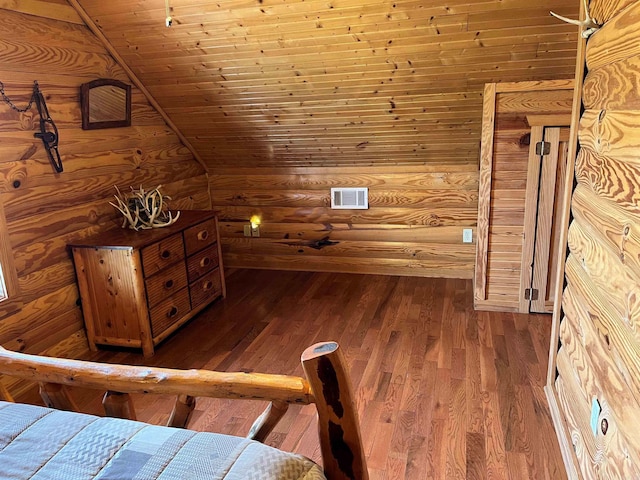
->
521 126 570 313
473 80 574 313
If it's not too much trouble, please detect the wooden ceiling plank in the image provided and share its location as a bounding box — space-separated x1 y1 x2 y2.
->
105 23 572 51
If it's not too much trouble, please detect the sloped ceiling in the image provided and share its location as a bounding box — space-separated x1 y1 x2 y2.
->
74 0 579 170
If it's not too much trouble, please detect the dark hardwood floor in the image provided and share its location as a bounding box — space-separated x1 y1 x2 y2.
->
28 269 567 479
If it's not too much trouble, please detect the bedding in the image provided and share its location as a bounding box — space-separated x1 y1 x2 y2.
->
0 401 326 480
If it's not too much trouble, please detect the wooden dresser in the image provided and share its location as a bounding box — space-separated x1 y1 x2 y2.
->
70 211 225 357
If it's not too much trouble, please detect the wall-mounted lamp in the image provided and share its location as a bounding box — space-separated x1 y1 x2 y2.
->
250 215 261 237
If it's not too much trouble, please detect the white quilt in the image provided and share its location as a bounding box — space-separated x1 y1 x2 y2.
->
0 401 326 480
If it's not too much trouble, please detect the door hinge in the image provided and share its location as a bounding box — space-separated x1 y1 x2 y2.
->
525 288 539 301
536 141 550 156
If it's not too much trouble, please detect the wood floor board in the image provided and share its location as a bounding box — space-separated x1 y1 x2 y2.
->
15 269 565 479
466 341 485 435
467 431 488 480
483 390 510 480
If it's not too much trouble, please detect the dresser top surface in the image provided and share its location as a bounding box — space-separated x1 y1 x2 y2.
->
69 210 217 250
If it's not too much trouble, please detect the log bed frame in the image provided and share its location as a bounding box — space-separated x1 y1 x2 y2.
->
0 341 368 480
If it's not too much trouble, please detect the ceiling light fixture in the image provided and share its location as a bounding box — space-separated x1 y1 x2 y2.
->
165 0 172 27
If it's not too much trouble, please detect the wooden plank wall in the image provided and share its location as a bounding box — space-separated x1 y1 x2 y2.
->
550 0 640 477
0 3 210 383
478 85 573 311
211 165 477 278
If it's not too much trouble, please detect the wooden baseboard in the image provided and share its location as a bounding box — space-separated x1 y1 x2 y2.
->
223 258 473 279
473 298 520 313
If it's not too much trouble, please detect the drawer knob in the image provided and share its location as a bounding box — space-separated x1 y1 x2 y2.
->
164 279 174 289
204 281 213 291
197 230 209 241
161 249 171 259
200 257 211 267
167 306 179 318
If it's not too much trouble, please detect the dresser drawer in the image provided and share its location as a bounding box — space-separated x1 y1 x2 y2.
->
184 218 217 256
186 244 219 283
145 261 188 308
149 288 191 337
141 233 185 277
190 269 222 309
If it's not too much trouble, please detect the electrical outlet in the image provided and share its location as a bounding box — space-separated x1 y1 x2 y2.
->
243 225 251 237
251 225 260 237
463 228 473 243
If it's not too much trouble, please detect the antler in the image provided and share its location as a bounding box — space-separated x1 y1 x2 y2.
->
550 0 599 38
109 185 180 231
109 185 137 229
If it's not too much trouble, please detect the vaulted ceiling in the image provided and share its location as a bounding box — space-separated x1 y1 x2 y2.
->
73 0 579 170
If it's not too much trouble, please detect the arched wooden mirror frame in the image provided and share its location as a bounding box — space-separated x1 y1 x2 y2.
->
80 78 131 130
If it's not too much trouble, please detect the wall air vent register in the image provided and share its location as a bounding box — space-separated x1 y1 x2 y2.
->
330 187 368 209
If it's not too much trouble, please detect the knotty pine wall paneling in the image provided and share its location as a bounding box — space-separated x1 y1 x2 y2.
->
547 1 640 478
0 3 210 395
211 165 477 278
475 80 574 312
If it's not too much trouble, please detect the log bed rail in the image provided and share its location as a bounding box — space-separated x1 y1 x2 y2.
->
0 341 368 480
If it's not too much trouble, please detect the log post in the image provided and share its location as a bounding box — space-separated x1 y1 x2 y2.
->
0 346 313 403
167 394 196 428
247 400 289 442
103 391 137 420
39 382 79 411
301 342 368 480
0 381 14 402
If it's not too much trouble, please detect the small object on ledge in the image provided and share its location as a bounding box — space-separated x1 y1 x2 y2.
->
110 185 180 230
